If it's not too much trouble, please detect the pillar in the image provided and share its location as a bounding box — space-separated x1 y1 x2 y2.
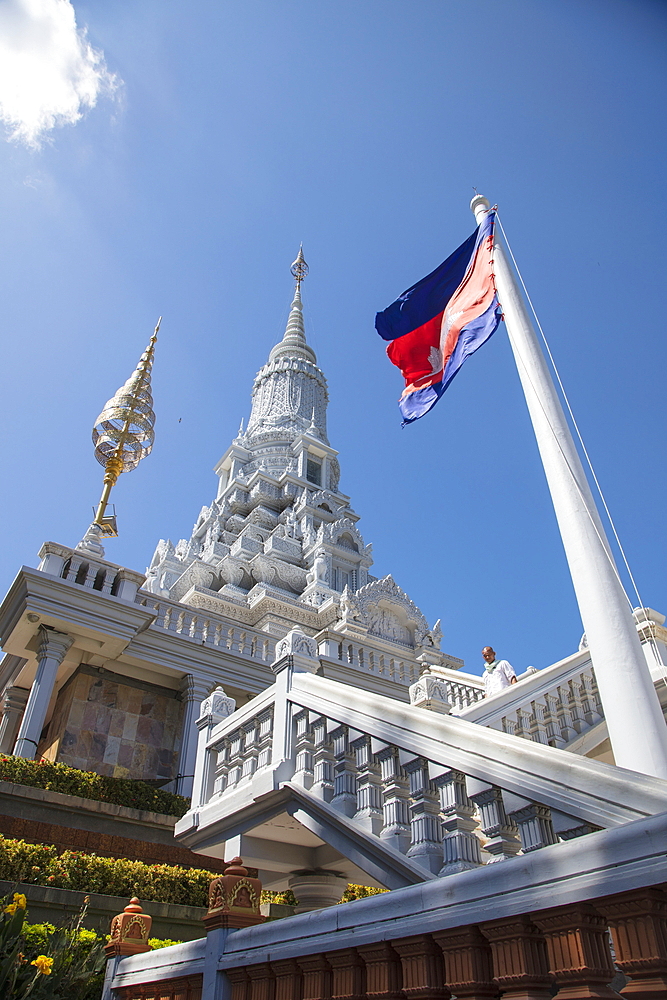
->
176 675 212 796
595 887 667 999
13 627 72 758
530 904 617 999
0 687 29 754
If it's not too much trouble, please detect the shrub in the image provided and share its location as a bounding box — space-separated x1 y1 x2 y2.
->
0 836 214 907
0 893 107 999
0 755 189 818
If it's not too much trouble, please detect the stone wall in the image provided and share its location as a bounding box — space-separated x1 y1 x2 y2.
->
38 665 183 782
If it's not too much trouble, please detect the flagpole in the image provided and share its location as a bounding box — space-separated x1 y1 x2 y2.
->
470 195 667 780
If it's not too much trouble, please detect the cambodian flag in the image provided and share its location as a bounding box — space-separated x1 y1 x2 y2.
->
375 212 502 425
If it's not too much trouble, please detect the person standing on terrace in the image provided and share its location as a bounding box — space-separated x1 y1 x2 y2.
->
482 646 517 698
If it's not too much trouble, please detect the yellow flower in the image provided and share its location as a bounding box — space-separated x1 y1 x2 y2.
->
4 893 27 915
31 955 53 975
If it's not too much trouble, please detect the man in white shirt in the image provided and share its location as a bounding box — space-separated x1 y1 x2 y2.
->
482 646 517 697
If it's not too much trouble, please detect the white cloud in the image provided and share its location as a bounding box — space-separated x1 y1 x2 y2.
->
0 0 118 148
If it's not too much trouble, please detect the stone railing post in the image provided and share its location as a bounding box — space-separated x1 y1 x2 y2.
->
327 948 366 1000
530 903 617 998
270 958 302 1000
101 897 152 1000
203 858 264 1000
192 685 236 808
594 887 667 998
481 915 552 1000
357 942 403 1000
14 627 73 758
392 935 450 1000
271 627 319 783
432 925 498 1000
297 953 332 1000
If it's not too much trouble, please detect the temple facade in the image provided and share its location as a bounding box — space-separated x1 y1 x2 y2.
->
0 257 465 798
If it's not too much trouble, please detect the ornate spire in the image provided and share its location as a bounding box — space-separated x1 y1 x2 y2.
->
78 319 160 555
269 246 316 364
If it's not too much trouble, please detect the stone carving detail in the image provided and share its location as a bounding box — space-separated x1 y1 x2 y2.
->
306 549 328 587
409 670 451 714
200 685 236 721
274 627 318 662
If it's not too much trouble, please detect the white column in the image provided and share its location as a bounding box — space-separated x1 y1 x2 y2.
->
0 686 29 753
176 676 212 797
471 195 667 778
14 627 73 759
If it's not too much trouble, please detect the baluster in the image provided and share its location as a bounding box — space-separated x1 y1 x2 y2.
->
239 631 247 655
241 718 259 780
402 756 443 874
213 739 230 796
293 709 314 789
257 708 274 769
100 569 114 595
528 700 549 745
509 802 558 853
433 769 483 875
82 561 97 588
190 614 204 642
351 734 382 835
556 684 577 743
311 717 334 802
330 724 358 817
227 729 243 787
376 746 411 854
153 602 167 629
467 783 522 862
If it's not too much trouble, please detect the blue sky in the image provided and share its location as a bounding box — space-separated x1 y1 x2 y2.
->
0 0 665 677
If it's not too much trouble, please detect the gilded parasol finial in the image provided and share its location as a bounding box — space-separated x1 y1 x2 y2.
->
77 318 160 555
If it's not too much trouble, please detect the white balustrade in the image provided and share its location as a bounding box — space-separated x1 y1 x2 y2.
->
183 663 662 887
136 592 277 663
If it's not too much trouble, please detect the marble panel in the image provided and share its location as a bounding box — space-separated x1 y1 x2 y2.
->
108 709 126 739
103 735 121 765
122 714 139 742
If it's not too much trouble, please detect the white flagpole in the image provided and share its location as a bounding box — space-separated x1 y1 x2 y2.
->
470 194 667 780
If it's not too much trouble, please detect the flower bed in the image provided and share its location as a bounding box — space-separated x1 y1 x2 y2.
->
0 755 189 818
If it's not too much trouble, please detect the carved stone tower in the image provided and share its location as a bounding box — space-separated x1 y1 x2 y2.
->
145 251 444 654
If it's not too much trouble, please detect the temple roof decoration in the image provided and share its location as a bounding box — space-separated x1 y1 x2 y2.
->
145 254 441 652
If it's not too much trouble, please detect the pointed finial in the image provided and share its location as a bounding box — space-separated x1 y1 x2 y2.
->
290 245 309 292
237 417 244 437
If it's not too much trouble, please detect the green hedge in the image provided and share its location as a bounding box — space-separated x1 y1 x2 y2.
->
0 836 214 907
0 836 387 910
0 756 189 818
